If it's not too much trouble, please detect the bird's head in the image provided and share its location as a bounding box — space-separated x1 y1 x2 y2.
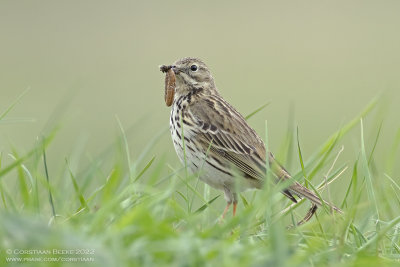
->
161 57 217 97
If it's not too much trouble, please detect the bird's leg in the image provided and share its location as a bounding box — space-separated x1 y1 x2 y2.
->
222 188 236 219
232 193 238 216
221 202 231 219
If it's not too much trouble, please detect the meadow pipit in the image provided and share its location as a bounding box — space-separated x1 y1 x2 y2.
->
160 57 342 223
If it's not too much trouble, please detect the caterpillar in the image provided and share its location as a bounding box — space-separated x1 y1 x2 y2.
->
160 65 175 107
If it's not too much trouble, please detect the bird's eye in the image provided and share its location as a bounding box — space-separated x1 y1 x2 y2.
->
190 65 198 71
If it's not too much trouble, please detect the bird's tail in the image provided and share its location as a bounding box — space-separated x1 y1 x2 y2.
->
289 182 343 214
268 152 343 214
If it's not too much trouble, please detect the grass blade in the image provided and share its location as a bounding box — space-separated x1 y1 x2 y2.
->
0 88 30 121
368 121 383 166
195 195 220 213
134 156 156 182
245 102 270 120
66 159 89 212
43 146 56 219
296 127 308 187
360 119 379 219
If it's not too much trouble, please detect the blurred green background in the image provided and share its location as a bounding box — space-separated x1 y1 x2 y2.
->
1 0 400 187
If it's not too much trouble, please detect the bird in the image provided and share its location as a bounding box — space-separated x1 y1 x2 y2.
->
160 57 342 223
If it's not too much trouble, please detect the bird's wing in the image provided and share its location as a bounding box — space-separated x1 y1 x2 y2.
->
187 94 297 202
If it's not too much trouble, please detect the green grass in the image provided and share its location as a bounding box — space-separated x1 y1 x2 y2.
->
1 95 400 267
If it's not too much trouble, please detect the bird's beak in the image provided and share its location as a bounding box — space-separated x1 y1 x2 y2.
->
159 65 179 75
171 65 179 75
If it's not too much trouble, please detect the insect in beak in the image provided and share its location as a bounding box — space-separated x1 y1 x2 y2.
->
160 65 176 107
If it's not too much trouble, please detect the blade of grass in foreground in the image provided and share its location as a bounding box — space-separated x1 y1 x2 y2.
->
101 165 123 203
299 97 378 175
66 159 89 212
296 127 308 187
367 121 383 166
8 151 31 209
43 146 56 219
385 127 400 176
340 160 358 209
276 104 295 167
0 129 57 179
263 121 289 266
168 166 218 213
360 119 379 221
0 87 30 121
357 215 400 253
116 116 134 181
245 102 270 120
134 156 156 182
195 195 220 213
